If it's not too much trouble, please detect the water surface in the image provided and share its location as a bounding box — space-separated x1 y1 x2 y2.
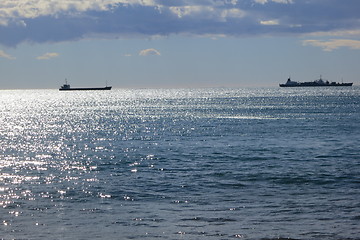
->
1 87 359 239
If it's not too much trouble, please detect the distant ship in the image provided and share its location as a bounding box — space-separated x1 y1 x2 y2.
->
59 80 112 91
279 76 353 87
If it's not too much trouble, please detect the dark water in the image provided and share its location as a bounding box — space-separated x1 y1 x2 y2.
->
0 87 359 240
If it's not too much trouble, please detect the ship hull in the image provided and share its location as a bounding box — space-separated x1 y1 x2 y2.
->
280 83 352 87
59 86 112 91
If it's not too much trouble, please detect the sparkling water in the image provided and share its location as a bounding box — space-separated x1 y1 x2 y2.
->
1 87 359 239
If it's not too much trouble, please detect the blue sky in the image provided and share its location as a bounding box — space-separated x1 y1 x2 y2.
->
0 0 360 89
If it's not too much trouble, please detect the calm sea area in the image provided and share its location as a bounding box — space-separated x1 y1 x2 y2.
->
0 87 359 240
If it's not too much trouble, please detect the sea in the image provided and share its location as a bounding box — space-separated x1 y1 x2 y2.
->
0 87 359 240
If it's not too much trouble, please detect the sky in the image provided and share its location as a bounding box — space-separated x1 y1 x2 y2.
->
0 0 360 89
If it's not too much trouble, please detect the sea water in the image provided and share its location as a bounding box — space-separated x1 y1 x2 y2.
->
0 87 359 240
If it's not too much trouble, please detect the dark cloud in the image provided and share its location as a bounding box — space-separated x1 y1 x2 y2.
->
0 0 359 47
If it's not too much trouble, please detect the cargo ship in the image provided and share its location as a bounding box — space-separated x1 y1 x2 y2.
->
59 80 112 91
279 76 352 87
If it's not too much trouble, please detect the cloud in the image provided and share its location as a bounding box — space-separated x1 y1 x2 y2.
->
0 50 15 59
0 1 119 26
302 39 360 51
260 20 279 26
36 52 59 60
305 30 360 38
0 0 360 46
254 0 293 4
168 5 245 21
139 48 161 56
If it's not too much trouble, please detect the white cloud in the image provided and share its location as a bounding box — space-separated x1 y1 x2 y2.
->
36 52 59 60
0 0 153 26
0 1 245 25
260 19 279 25
139 48 161 56
303 39 360 51
254 0 293 4
0 50 15 59
168 4 245 21
169 6 216 19
305 30 360 38
221 8 246 19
